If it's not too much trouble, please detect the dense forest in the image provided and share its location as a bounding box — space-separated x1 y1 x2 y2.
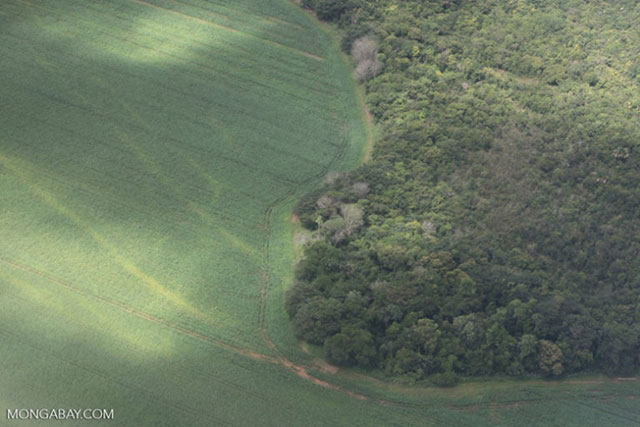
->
287 0 640 384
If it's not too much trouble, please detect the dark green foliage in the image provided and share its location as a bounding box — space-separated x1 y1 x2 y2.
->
302 0 362 22
431 370 459 387
340 25 371 53
289 0 640 380
293 187 327 230
325 326 376 367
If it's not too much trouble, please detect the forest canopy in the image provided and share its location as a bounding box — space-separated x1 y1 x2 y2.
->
288 0 640 384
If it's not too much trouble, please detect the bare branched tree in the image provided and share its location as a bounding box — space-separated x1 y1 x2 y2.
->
325 171 345 185
352 182 369 198
355 59 383 82
351 36 382 81
316 195 334 209
351 36 378 62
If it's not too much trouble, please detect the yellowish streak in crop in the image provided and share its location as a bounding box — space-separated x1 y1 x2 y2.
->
0 151 208 322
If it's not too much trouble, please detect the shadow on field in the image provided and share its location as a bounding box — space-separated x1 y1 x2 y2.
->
1 0 343 341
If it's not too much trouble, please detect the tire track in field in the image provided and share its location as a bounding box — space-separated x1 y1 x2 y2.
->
0 256 277 365
258 201 368 401
1 253 369 403
252 49 380 400
6 0 374 405
129 0 325 62
249 20 412 405
0 287 305 423
257 193 372 402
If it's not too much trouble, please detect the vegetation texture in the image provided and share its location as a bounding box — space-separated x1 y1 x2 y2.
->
2 1 639 426
289 0 640 383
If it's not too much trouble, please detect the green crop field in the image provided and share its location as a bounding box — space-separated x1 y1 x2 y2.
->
0 0 638 426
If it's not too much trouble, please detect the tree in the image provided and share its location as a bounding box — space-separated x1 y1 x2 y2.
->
289 0 640 380
325 326 376 367
412 318 441 355
539 340 564 376
304 0 360 22
351 36 383 81
519 334 538 371
292 297 342 344
596 322 640 375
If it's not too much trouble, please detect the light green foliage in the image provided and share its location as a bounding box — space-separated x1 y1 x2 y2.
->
539 339 564 376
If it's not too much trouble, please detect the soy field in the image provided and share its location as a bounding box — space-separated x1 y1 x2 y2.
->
0 0 638 426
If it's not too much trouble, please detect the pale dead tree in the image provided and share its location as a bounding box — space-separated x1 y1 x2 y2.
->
321 217 349 244
421 220 436 237
321 204 364 244
351 36 382 81
352 182 369 198
351 8 361 25
355 60 383 81
339 203 364 234
325 171 345 185
351 36 378 62
316 195 334 209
